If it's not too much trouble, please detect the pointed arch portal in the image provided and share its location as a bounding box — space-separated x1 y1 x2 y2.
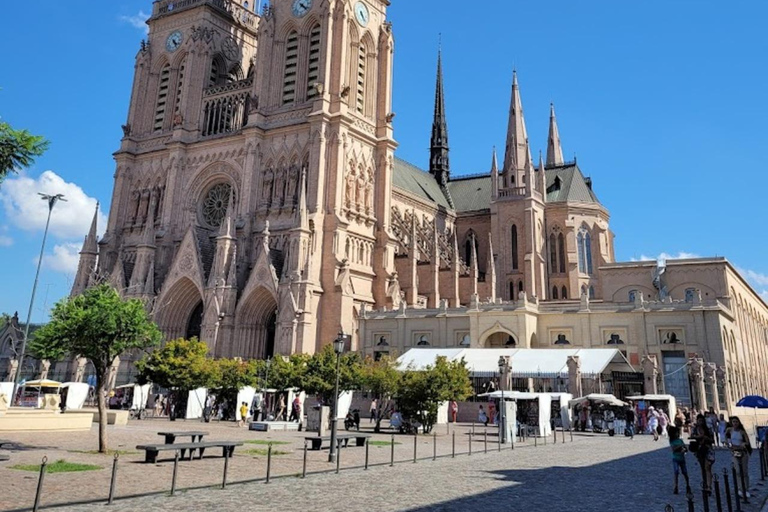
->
235 286 278 359
156 277 203 342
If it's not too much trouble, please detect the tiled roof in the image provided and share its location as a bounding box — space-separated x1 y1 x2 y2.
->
545 164 600 204
446 175 492 213
392 158 452 209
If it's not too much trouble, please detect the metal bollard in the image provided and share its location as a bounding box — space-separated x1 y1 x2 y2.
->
732 466 741 512
221 448 230 489
472 421 475 435
563 427 566 444
713 473 723 512
760 444 766 481
452 431 455 458
32 456 47 512
433 433 436 461
302 441 308 478
365 439 370 470
570 427 573 442
469 431 472 456
266 444 272 484
687 492 695 512
544 430 547 445
413 435 417 463
498 427 502 452
170 451 179 496
390 434 395 467
723 469 733 512
336 439 341 474
553 426 557 444
534 432 538 447
484 430 488 454
702 487 711 512
107 453 119 505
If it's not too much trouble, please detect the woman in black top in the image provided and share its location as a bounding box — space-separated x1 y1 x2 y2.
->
691 414 715 493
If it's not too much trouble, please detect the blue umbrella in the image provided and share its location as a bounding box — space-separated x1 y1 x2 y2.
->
736 395 768 409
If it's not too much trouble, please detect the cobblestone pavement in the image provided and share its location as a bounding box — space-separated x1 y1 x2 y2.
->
2 420 767 512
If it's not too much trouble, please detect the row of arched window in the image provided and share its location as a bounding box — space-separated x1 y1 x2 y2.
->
549 232 566 274
551 286 568 300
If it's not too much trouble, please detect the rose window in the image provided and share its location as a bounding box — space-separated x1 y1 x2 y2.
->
200 183 233 228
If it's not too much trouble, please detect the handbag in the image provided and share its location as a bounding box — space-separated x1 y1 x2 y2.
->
689 439 700 453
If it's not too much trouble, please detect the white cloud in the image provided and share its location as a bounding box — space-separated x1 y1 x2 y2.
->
735 267 768 303
39 243 81 275
0 170 107 240
119 10 150 34
631 251 700 262
0 235 12 247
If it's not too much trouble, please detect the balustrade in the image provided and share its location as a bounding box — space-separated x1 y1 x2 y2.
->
201 79 252 138
154 0 258 29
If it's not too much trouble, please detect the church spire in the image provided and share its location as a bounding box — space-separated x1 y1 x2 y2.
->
81 202 99 255
537 151 547 196
491 147 499 200
429 44 450 187
546 102 564 167
503 70 530 176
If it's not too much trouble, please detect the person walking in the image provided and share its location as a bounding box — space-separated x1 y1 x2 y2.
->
277 394 286 421
450 399 459 423
725 416 752 498
370 398 378 424
289 395 301 423
648 407 660 441
669 426 692 495
691 414 715 494
674 408 685 430
706 410 718 446
238 401 249 428
659 409 670 437
478 405 488 427
625 405 636 439
718 413 727 446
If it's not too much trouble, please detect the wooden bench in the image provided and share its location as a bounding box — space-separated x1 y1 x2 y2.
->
304 434 371 451
136 440 242 464
0 455 9 462
157 431 209 444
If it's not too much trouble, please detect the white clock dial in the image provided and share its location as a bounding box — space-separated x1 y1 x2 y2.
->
292 0 312 17
166 31 183 52
354 2 369 27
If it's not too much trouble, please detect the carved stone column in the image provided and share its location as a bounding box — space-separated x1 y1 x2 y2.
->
716 366 730 413
38 360 51 381
499 356 511 391
6 359 18 383
641 354 659 395
70 357 87 383
704 363 720 413
567 356 582 397
107 356 120 391
688 357 707 411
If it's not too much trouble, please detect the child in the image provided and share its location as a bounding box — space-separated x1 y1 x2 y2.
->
669 426 691 495
238 401 249 428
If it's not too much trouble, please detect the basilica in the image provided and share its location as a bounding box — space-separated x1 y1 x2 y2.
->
64 0 768 414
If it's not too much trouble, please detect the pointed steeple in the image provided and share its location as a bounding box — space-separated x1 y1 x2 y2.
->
524 141 534 196
226 245 238 287
429 44 450 187
140 197 156 247
470 233 479 297
537 151 547 196
218 191 235 239
503 70 530 177
487 235 496 302
295 165 309 231
491 147 499 200
81 202 99 255
546 103 564 167
143 260 155 296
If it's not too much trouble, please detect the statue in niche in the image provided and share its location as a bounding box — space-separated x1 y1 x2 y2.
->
346 170 356 208
356 171 366 211
286 164 298 205
262 169 274 205
273 167 285 207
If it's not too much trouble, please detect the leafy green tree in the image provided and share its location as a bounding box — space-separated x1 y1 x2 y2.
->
0 121 49 183
395 356 472 434
303 344 362 405
31 284 162 452
262 353 309 392
136 338 214 420
360 355 400 432
208 358 259 420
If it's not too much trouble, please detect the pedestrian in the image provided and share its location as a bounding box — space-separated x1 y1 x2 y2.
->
238 401 249 428
669 426 692 495
706 410 718 446
625 405 636 439
718 413 727 445
659 409 669 437
289 395 301 423
691 413 715 494
648 407 660 441
370 398 378 424
488 401 496 426
478 405 488 426
450 399 459 423
277 394 286 421
674 408 685 429
725 416 752 498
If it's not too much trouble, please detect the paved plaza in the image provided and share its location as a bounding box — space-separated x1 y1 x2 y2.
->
2 420 767 512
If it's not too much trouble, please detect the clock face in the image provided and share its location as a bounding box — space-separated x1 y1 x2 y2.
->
292 0 312 17
166 31 183 52
354 2 369 27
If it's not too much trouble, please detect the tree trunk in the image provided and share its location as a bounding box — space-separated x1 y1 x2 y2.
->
96 369 108 453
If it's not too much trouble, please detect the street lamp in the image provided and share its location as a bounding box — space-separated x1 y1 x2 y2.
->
498 355 507 444
329 332 349 463
14 193 66 397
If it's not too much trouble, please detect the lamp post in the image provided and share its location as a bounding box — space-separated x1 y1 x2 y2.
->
498 356 508 444
329 332 349 463
14 193 66 396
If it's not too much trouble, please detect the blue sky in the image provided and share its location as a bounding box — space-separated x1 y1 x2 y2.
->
1 0 767 323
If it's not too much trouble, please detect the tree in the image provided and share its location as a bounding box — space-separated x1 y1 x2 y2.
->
395 356 472 434
208 358 259 420
135 337 214 420
360 355 400 432
0 122 49 184
302 344 362 405
262 353 309 392
31 284 162 453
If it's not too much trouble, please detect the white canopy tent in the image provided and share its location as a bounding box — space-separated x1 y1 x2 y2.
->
61 382 90 410
626 394 678 420
397 348 633 376
479 391 553 436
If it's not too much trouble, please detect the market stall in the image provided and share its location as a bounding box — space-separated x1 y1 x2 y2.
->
480 391 552 437
569 394 627 434
60 382 89 410
546 392 574 429
113 383 151 410
17 379 62 408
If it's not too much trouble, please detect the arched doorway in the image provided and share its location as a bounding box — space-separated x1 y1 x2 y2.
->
235 286 278 359
482 331 517 348
156 277 204 341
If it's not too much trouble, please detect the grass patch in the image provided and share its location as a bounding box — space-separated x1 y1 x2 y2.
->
242 448 291 456
11 460 103 474
68 449 139 456
244 440 290 446
368 440 401 447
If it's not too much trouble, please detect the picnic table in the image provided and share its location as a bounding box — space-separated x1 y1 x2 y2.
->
304 433 371 451
136 440 242 464
157 431 209 444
